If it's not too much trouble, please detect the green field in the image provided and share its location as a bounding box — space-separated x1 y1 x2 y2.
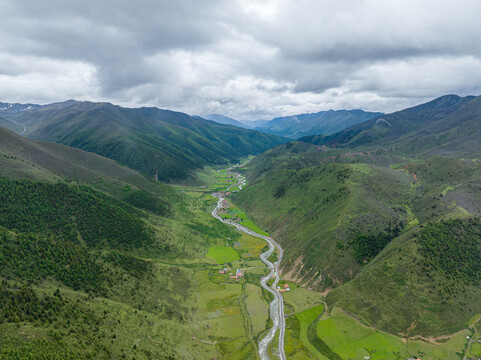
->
295 305 326 359
193 240 272 358
245 283 270 335
180 164 275 358
219 202 269 236
274 269 326 357
282 286 322 314
196 167 233 191
314 307 465 360
190 166 268 242
234 233 267 258
206 246 241 264
469 342 481 357
283 302 470 360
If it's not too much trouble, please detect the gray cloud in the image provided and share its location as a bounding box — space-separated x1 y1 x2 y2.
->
1 0 481 118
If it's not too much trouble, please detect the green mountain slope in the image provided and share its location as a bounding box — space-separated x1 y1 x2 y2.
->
199 114 252 128
8 100 287 182
232 95 481 337
0 116 22 133
0 125 245 358
328 217 481 336
300 94 481 157
0 179 152 250
257 109 383 139
237 153 481 336
324 157 481 336
240 141 330 184
233 162 415 286
0 126 176 212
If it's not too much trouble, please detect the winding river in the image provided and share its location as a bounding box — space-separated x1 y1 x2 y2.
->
211 169 286 360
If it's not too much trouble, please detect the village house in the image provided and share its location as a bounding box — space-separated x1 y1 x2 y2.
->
230 269 243 280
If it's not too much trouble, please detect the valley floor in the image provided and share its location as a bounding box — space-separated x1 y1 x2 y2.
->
2 164 479 359
190 166 481 360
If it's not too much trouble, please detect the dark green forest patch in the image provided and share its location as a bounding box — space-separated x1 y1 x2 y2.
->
0 178 153 249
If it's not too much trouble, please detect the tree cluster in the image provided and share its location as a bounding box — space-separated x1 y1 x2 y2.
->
0 178 153 249
417 217 481 285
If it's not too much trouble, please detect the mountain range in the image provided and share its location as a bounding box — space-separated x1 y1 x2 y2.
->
2 93 481 357
198 114 252 129
201 109 383 139
253 109 384 139
232 94 481 337
0 101 40 114
3 100 287 182
300 94 481 157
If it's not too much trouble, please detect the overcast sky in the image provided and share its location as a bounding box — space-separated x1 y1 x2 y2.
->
1 0 481 120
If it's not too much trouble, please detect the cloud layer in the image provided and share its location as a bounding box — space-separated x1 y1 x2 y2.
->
1 0 481 119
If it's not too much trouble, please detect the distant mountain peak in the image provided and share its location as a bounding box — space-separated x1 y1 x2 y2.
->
199 114 252 129
299 94 481 157
0 101 41 114
256 109 384 139
374 118 391 128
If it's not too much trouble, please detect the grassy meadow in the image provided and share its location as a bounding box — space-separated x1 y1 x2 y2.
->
176 165 275 359
219 202 270 236
281 301 472 360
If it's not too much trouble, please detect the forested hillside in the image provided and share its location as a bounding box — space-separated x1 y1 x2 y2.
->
0 125 248 359
5 100 287 182
233 95 481 336
328 217 481 336
0 179 152 249
0 126 178 204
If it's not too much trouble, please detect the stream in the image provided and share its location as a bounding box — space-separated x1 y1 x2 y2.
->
211 169 286 360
